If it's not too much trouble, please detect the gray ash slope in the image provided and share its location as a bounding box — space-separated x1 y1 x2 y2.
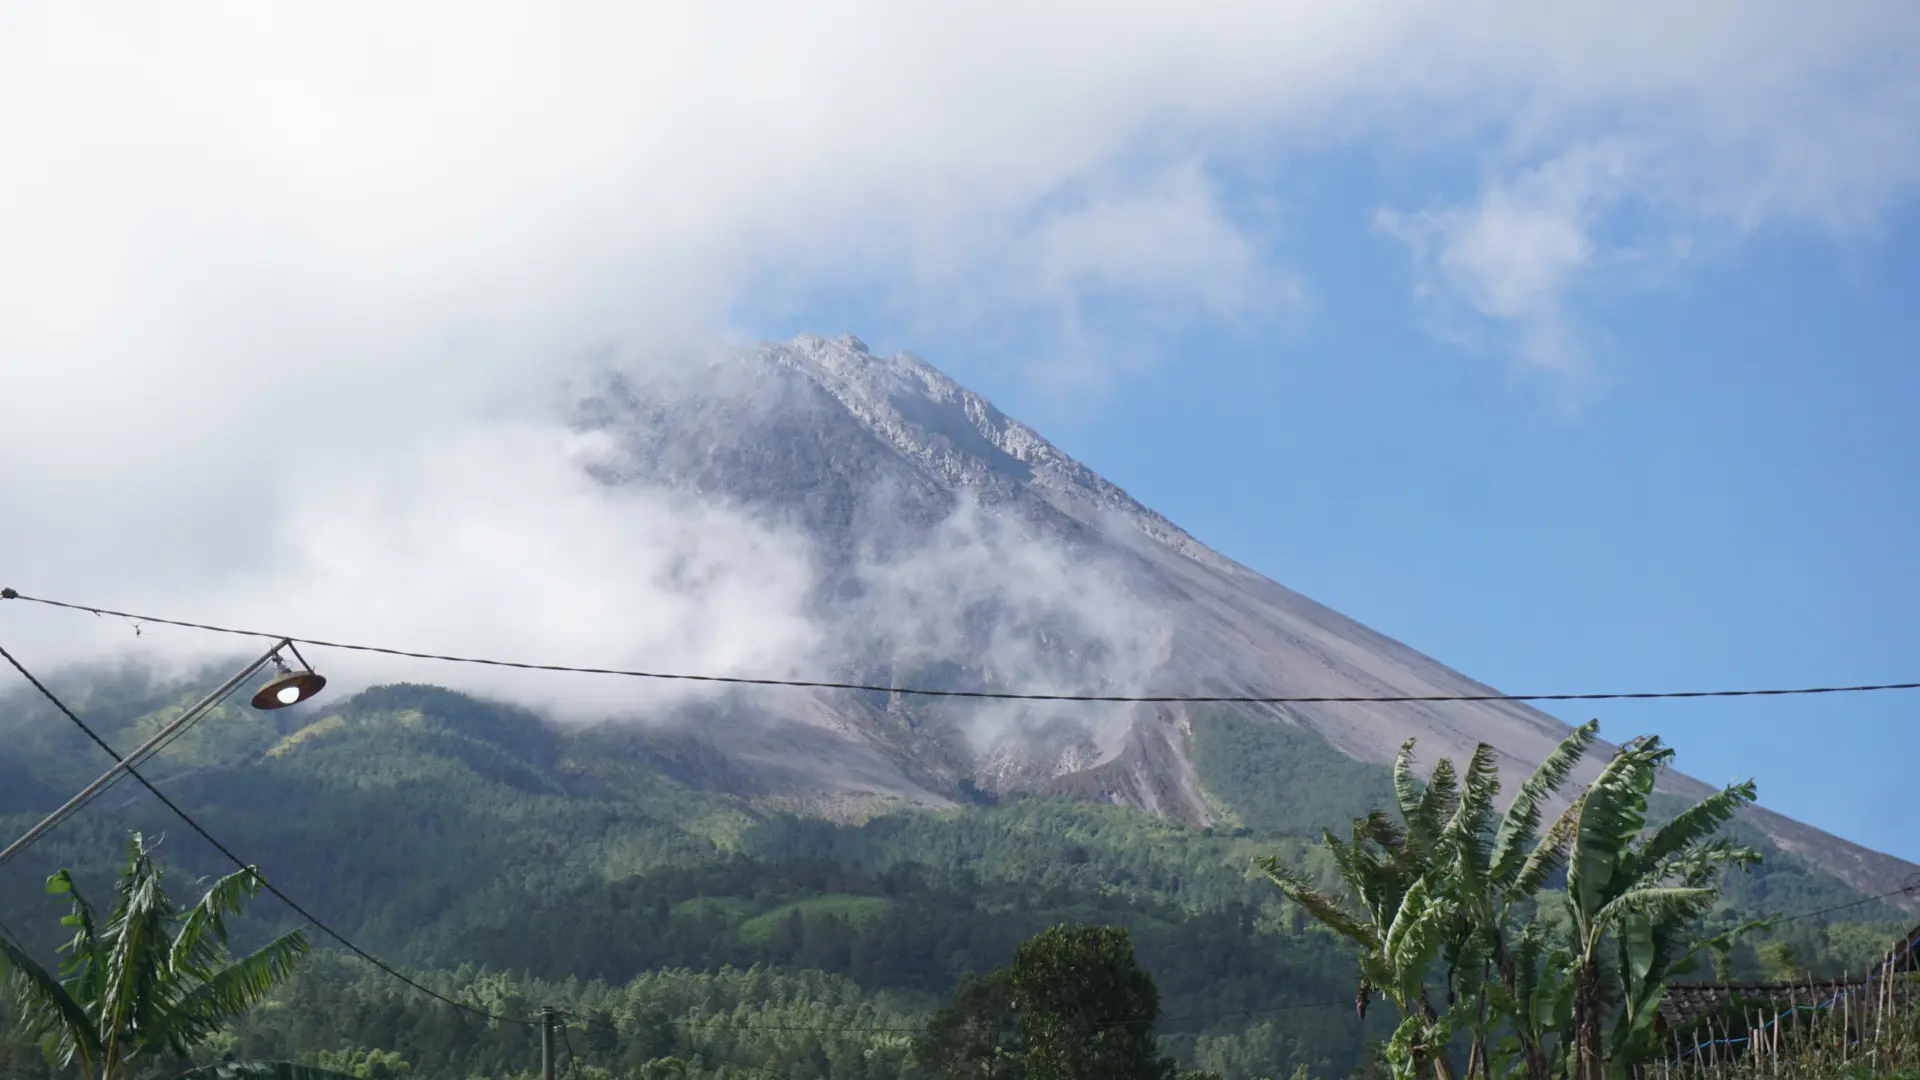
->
573 333 1915 904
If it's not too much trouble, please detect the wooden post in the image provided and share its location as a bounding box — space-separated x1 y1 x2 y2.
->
1844 975 1853 1068
1771 1006 1781 1072
1788 988 1800 1070
1874 970 1886 1068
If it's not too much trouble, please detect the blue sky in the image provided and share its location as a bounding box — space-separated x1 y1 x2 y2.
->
759 160 1920 859
3 5 1918 861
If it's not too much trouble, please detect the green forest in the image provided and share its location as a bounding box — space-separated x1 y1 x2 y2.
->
0 677 1909 1079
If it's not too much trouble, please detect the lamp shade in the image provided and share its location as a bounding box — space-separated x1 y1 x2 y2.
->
251 669 326 710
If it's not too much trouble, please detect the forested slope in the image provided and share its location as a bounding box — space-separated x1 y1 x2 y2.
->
0 680 1905 1078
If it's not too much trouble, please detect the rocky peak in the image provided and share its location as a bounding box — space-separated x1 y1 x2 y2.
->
569 333 1920 909
770 334 1243 574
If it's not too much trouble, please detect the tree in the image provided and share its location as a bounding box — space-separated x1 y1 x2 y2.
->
1757 942 1801 983
912 968 1024 1079
1263 721 1762 1080
1009 924 1179 1080
0 833 354 1080
629 1006 679 1062
1559 737 1760 1080
1259 742 1466 1080
312 1047 414 1078
914 926 1208 1080
583 1007 620 1061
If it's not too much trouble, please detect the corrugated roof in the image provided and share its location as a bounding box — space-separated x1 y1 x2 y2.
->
1658 980 1884 1030
1656 921 1920 1031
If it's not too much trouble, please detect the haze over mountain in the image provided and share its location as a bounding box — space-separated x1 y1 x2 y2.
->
545 332 1917 906
1 328 1908 1080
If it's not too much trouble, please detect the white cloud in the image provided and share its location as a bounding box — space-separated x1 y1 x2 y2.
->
877 163 1303 394
848 495 1173 752
942 164 1288 319
1376 142 1636 378
1 2 1916 707
1371 2 1920 381
202 421 826 717
7 418 826 718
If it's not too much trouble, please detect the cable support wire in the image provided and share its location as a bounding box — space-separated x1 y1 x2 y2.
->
681 1044 808 1080
554 1014 812 1080
0 644 277 873
7 589 1919 1044
560 1020 582 1080
619 895 1915 1046
1768 875 1920 925
7 589 1920 705
554 993 1354 1045
550 1001 1359 1080
47 661 254 839
0 640 535 1028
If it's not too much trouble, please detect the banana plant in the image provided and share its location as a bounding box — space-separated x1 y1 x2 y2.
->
1439 722 1599 1080
1608 913 1762 1072
1265 723 1610 1080
1559 737 1760 1080
1262 858 1458 1080
0 833 355 1080
1260 739 1468 1080
1484 925 1574 1080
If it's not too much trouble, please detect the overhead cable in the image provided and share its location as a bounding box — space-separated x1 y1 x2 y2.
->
0 640 535 1028
7 589 1919 706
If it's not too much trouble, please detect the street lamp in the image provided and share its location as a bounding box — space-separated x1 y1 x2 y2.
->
251 651 327 710
0 638 326 869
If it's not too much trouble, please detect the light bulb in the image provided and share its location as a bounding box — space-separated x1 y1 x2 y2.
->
276 684 303 705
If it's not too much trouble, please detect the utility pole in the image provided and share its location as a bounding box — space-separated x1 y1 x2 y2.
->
541 1006 557 1080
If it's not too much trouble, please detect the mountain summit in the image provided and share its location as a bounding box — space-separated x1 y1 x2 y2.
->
572 333 1914 903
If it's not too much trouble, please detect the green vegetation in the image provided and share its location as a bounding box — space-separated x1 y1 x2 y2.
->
0 679 1906 1079
913 968 1021 1078
1561 738 1761 1078
0 833 350 1079
1260 723 1604 1080
1006 924 1195 1080
1666 978 1920 1080
1257 723 1876 1080
736 897 893 944
1189 712 1399 837
914 924 1217 1080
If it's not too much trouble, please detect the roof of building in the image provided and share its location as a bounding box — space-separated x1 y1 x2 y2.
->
1656 921 1920 1031
1658 980 1884 1031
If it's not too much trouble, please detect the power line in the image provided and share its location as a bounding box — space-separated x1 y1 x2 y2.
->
561 1003 1354 1080
49 664 256 840
0 641 252 868
8 589 1920 706
1769 874 1920 926
543 999 1356 1080
0 640 535 1029
557 992 1353 1044
682 1044 809 1080
670 1016 922 1035
559 1021 581 1080
7 586 1916 1045
1159 998 1350 1026
557 1007 922 1038
557 1013 813 1080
